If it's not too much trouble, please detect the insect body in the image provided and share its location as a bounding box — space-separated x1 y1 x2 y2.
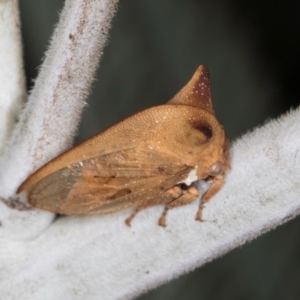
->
18 65 230 226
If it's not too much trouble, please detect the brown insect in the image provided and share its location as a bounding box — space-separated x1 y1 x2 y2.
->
17 65 230 227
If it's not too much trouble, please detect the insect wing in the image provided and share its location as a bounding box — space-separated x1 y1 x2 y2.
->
26 146 193 215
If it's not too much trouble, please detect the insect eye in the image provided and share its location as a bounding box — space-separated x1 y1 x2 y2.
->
207 161 224 176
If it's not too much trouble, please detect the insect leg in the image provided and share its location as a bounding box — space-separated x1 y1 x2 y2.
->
195 176 224 221
125 206 151 227
125 186 183 227
158 184 199 227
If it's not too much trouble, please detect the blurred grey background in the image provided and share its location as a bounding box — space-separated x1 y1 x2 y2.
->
19 1 300 299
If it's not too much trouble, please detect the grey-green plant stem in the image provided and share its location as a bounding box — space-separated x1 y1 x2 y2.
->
0 0 25 154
